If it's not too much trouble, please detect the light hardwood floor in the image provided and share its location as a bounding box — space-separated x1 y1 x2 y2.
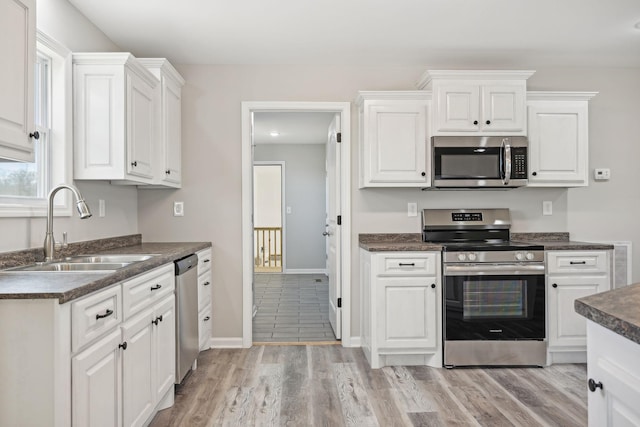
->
150 345 587 427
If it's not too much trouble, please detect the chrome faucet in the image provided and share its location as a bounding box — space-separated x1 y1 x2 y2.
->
44 184 92 261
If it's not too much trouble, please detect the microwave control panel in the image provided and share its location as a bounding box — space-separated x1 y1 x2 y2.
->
511 147 527 179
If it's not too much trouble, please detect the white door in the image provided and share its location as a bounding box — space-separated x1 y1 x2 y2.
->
326 114 341 339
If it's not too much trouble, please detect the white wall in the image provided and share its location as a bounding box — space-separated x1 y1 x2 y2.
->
137 64 640 341
0 0 139 253
254 144 327 271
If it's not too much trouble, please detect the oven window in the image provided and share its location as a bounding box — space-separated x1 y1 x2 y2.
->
440 154 500 178
463 279 527 320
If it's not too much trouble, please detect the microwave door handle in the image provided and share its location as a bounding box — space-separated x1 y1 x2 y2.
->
502 139 512 185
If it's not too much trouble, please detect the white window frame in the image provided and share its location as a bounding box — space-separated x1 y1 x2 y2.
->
0 31 72 217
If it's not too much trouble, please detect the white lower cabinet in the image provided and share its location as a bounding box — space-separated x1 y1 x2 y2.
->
361 250 442 368
586 321 640 427
197 248 212 351
72 329 123 427
546 250 611 363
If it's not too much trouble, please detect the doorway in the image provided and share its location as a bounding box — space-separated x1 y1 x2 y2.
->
241 102 351 348
252 112 335 343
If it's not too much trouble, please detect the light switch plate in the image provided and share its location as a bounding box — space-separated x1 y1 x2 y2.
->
173 201 184 217
542 201 553 216
98 199 105 217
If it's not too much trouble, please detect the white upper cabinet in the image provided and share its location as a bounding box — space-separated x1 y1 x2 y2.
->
73 53 158 185
0 0 36 162
357 91 431 188
417 70 533 136
527 92 596 187
138 59 185 188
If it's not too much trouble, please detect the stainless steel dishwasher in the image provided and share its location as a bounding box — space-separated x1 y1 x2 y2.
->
174 254 199 384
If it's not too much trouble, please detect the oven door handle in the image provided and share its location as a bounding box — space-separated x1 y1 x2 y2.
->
444 264 545 276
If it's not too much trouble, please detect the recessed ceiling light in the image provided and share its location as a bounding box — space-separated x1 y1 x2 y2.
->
269 131 279 137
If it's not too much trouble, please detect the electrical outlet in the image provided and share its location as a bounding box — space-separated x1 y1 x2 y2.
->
543 201 553 216
286 206 292 214
173 201 184 217
98 199 105 217
408 202 418 217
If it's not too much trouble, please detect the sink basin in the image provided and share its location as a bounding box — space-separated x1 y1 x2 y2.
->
66 254 158 263
9 262 131 272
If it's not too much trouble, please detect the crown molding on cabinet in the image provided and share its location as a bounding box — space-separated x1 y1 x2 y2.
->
355 90 431 105
526 91 598 101
416 69 536 90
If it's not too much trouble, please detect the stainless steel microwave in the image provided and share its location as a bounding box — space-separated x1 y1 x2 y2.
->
431 136 528 189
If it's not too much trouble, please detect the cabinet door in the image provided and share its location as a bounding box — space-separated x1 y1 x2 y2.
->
364 101 428 185
527 101 588 186
161 78 182 186
126 71 155 180
376 277 437 349
548 276 608 348
587 322 640 427
72 329 122 427
0 0 35 161
122 308 155 427
153 295 176 400
481 85 525 132
433 84 480 132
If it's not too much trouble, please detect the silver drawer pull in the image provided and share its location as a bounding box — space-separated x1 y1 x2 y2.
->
569 261 587 265
398 263 415 267
96 309 114 320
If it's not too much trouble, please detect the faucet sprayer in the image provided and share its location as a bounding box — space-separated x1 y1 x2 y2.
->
44 184 92 261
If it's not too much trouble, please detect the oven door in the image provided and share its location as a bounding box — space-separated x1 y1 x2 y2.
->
443 263 545 340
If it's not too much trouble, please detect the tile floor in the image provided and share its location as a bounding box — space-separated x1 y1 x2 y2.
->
253 273 337 342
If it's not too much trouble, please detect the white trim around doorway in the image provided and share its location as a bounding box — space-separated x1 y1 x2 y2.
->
241 101 352 348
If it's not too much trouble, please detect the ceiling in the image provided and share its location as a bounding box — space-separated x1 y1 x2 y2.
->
253 112 336 145
68 0 640 68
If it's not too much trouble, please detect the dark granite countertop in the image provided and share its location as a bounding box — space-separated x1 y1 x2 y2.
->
575 283 640 346
0 237 211 304
359 234 443 252
359 232 614 252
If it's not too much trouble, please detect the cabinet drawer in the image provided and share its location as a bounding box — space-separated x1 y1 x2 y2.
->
197 248 212 274
547 251 609 274
199 305 212 351
122 264 174 319
72 285 122 352
198 272 212 312
377 253 438 276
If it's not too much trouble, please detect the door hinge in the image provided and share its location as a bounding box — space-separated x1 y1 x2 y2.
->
336 132 342 143
337 298 342 308
337 215 341 225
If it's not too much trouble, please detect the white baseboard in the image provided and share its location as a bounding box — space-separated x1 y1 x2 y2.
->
209 337 243 348
284 268 327 275
348 336 361 347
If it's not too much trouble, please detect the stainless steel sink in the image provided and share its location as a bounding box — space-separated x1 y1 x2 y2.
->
9 262 131 272
66 254 158 263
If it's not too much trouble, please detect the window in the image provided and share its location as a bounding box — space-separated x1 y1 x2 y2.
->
0 31 72 217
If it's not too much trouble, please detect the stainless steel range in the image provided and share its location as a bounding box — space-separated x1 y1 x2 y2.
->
422 208 546 368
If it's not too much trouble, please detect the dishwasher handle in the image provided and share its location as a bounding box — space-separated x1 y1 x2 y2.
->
175 254 198 275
